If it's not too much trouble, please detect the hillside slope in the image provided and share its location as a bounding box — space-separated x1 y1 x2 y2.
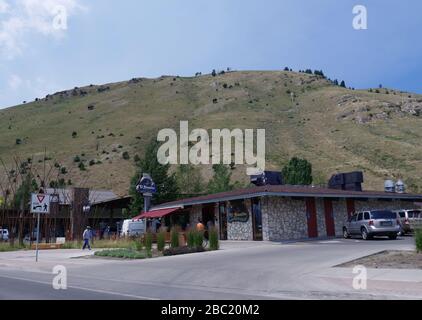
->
0 71 421 195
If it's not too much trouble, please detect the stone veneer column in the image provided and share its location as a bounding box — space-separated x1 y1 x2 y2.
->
227 199 253 241
315 199 327 238
262 197 270 241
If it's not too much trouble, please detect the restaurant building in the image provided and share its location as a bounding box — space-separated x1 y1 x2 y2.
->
137 185 422 241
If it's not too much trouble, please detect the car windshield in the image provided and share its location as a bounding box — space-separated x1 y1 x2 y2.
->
370 211 396 220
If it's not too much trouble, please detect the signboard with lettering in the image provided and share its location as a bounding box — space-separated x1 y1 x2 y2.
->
228 200 250 223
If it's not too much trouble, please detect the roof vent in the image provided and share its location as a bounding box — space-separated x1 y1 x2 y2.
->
251 171 283 186
329 171 364 191
384 180 395 193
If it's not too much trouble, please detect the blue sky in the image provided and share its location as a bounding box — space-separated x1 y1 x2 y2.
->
0 0 421 109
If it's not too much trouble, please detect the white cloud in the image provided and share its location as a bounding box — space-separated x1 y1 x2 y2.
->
8 74 22 90
0 0 86 59
0 0 9 14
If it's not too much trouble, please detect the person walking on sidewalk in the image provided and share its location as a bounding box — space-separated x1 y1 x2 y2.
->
82 226 93 250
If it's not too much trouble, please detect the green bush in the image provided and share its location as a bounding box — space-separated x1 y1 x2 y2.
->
133 239 143 252
157 231 166 252
186 229 196 248
144 232 152 257
95 249 146 259
416 228 422 253
209 228 219 251
171 228 180 248
194 231 204 248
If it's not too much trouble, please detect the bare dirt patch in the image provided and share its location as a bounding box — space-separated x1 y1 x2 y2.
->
339 251 422 270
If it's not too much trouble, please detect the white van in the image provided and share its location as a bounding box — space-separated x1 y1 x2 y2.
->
120 219 146 237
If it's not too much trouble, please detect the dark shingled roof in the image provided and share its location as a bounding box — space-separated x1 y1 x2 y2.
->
153 185 422 210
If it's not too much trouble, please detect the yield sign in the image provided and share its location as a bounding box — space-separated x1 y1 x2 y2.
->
31 193 50 214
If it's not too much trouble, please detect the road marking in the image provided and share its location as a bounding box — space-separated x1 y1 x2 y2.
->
0 275 157 300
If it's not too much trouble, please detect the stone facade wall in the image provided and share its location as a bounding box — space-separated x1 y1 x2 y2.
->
332 200 349 236
262 197 308 241
227 199 253 241
315 199 327 238
186 198 418 241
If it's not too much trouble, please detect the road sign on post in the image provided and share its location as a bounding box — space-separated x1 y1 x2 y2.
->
31 194 51 214
31 193 50 262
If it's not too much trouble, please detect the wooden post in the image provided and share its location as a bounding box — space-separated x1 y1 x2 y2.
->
71 188 89 241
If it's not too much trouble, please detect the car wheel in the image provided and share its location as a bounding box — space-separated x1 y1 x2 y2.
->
343 228 350 239
389 235 398 240
361 228 369 240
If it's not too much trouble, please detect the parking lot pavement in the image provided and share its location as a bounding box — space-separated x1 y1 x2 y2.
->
0 237 420 300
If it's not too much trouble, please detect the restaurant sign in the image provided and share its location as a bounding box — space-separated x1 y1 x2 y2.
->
228 200 250 223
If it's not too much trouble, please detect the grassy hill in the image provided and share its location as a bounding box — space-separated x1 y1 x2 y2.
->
0 70 421 196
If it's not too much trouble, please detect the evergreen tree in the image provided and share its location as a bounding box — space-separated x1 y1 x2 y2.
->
129 139 179 215
282 157 313 185
175 165 205 197
333 79 339 86
207 164 236 194
340 80 346 88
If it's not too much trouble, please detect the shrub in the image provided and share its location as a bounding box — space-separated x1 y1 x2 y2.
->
209 228 219 251
78 162 86 171
157 231 166 252
170 228 180 248
89 160 96 166
186 229 196 248
133 239 143 252
144 232 152 257
74 156 81 163
95 249 146 259
416 228 422 253
122 151 130 160
16 138 22 145
194 231 204 248
72 131 78 138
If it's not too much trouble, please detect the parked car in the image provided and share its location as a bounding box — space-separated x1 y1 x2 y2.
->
0 228 9 242
395 209 422 234
120 219 146 237
343 210 401 240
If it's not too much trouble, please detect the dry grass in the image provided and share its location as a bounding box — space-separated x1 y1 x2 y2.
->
1 71 421 194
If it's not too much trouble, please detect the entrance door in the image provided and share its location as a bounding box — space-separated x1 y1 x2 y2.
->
202 205 215 228
252 198 263 241
324 199 336 237
346 199 355 218
306 198 318 238
219 203 228 240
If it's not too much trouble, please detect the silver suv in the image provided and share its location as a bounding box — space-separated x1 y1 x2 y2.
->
343 210 400 240
395 209 422 234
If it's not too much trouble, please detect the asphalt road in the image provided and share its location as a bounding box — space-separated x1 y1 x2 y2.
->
0 236 420 300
